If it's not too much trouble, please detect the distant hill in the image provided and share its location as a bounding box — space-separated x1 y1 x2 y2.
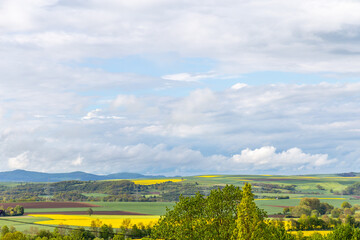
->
0 170 166 182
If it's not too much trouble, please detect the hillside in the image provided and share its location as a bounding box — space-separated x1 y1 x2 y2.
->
0 170 165 182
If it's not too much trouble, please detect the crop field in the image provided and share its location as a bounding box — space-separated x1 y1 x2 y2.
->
24 202 174 216
132 179 183 185
0 202 99 209
288 230 332 237
29 214 160 228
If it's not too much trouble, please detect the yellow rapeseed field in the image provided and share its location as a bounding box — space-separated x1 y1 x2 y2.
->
197 175 220 178
29 214 160 228
288 230 331 236
132 179 183 185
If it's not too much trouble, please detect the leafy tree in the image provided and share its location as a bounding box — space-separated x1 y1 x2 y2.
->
234 183 294 240
13 205 24 215
2 231 27 240
88 207 93 216
326 224 360 240
202 185 242 239
69 227 94 240
90 219 102 237
234 182 267 239
341 201 352 209
331 208 342 218
300 198 321 211
151 185 242 240
311 209 320 217
99 224 114 240
1 225 9 238
291 205 311 217
319 202 334 215
151 192 206 240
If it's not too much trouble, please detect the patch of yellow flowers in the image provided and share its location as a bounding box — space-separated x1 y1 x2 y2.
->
196 175 220 178
132 179 183 185
29 214 160 228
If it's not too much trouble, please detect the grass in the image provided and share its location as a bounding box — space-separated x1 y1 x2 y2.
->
82 193 110 197
25 202 175 216
0 216 55 232
0 182 22 187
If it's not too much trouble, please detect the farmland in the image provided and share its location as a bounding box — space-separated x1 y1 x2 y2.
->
0 173 359 235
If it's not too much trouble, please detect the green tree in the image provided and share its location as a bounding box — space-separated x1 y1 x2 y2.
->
69 227 94 240
151 185 242 240
1 225 9 238
13 205 24 215
234 183 294 240
202 185 242 239
341 201 352 209
90 219 102 237
326 224 360 240
300 198 321 211
2 231 27 240
234 182 267 240
99 224 114 240
319 202 334 215
88 207 93 216
291 205 312 217
331 208 342 218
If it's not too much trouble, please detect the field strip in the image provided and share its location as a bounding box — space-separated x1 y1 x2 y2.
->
291 198 346 200
132 179 184 185
197 175 220 178
25 211 148 216
29 214 160 227
288 230 331 236
0 202 100 209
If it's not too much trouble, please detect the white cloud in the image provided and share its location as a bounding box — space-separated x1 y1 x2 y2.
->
71 155 83 166
0 82 359 174
8 152 30 169
1 0 360 72
231 83 248 90
1 1 360 175
162 72 217 82
82 109 124 120
231 146 336 169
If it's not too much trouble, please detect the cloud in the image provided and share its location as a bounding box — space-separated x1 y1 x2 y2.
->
8 152 30 169
231 146 336 170
0 82 359 174
71 155 83 166
231 83 248 90
2 0 360 73
162 72 217 82
82 109 124 120
1 1 360 175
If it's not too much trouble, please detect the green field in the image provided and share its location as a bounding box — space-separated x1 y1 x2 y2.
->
0 216 54 232
82 193 110 198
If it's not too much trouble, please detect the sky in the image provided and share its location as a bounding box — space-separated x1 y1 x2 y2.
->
1 0 360 176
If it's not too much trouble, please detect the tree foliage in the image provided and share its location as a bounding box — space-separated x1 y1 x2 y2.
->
151 185 242 240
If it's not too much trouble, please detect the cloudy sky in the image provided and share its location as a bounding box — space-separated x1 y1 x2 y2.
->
1 0 360 175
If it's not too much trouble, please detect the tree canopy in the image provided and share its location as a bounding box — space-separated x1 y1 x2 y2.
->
151 185 242 240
